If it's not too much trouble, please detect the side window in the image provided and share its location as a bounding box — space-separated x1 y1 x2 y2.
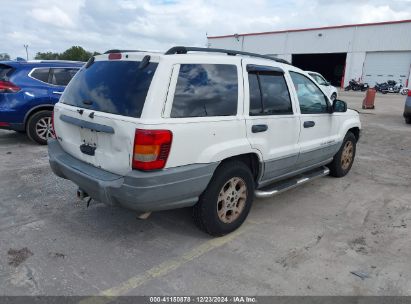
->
50 68 79 86
30 68 50 83
248 70 293 116
170 64 238 118
289 72 329 114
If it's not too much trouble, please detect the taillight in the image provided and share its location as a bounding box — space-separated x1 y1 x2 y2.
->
408 89 411 97
132 129 172 171
0 80 20 93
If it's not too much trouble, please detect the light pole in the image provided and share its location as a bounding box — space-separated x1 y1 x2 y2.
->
23 44 29 60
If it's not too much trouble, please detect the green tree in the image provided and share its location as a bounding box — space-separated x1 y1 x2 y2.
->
34 52 60 60
0 53 11 60
34 46 101 62
59 46 93 62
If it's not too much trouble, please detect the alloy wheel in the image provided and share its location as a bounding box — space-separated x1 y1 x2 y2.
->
35 117 53 141
341 141 354 170
217 177 247 224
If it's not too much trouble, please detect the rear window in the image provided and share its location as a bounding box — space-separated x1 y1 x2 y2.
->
50 68 79 86
61 60 158 118
30 68 50 83
0 64 14 80
170 64 238 118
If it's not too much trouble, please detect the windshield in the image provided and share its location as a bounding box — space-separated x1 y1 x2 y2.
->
61 60 158 118
309 73 327 85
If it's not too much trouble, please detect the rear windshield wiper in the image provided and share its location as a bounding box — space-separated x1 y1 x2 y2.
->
138 55 151 70
85 56 95 69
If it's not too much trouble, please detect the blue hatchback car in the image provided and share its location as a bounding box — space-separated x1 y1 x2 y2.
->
0 60 84 144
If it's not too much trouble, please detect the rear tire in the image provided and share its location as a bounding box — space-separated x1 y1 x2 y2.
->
26 110 53 145
405 117 411 124
193 161 255 236
328 132 357 177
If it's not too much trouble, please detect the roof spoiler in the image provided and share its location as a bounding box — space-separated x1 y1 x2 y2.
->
104 49 142 54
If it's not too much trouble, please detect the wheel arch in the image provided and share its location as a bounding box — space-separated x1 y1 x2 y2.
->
218 153 262 184
24 104 54 129
347 126 360 142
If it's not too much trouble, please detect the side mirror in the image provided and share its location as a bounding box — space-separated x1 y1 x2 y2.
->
322 81 330 86
332 99 347 113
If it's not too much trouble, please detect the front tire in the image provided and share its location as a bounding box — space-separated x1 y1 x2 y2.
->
193 161 255 236
405 117 411 124
328 132 357 177
26 110 53 145
331 93 337 101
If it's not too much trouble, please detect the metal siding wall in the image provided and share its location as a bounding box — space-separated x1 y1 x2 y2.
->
352 23 411 52
208 22 411 88
208 37 241 50
241 33 288 54
208 22 411 54
284 28 354 54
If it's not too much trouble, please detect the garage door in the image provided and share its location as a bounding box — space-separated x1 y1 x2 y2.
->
362 51 411 87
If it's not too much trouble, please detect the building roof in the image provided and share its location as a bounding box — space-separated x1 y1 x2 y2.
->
207 19 411 39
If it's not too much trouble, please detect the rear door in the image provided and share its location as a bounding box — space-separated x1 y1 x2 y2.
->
54 57 159 175
288 71 338 169
243 60 300 183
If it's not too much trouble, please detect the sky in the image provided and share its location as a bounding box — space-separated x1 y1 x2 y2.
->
1 0 411 59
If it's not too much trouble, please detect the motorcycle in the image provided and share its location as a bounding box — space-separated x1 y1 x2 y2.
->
375 80 408 95
344 79 369 91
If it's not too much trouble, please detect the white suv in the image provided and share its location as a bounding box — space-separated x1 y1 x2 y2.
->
307 71 338 101
48 47 361 236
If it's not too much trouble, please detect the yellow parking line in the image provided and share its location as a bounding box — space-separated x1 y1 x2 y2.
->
79 224 254 304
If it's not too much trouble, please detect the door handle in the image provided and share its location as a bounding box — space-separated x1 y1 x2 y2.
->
53 91 63 95
303 121 315 128
252 124 268 133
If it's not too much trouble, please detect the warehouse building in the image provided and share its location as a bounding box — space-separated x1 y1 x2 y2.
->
207 19 411 88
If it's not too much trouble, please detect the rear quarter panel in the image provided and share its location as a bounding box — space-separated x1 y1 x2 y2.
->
141 55 260 168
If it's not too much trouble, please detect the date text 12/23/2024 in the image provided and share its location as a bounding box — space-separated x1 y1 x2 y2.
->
149 297 257 303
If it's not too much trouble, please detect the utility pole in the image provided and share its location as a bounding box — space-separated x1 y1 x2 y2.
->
23 44 29 60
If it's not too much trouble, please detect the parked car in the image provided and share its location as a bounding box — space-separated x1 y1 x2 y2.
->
48 47 361 236
0 60 84 144
307 71 338 100
404 90 411 124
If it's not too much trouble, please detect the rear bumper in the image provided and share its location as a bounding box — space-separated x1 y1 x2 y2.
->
48 139 218 212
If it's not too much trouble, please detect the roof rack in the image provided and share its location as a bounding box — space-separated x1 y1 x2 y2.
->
164 46 291 65
104 49 142 54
